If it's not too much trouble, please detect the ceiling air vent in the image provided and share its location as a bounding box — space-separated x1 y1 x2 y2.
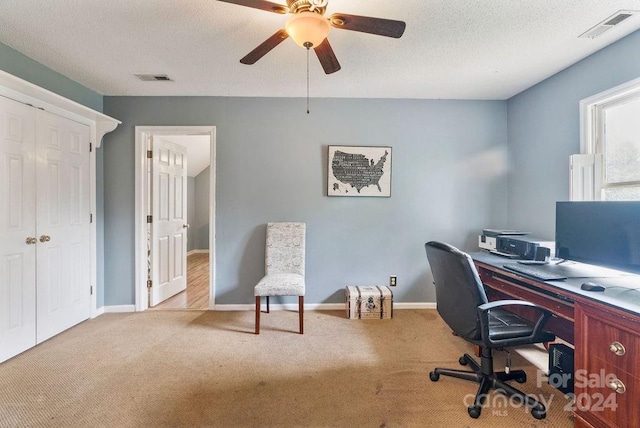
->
135 74 173 81
579 10 639 39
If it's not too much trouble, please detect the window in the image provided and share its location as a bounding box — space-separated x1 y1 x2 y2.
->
577 77 640 201
599 96 640 199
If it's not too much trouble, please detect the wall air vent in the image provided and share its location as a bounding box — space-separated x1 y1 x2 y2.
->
579 10 639 39
135 74 173 81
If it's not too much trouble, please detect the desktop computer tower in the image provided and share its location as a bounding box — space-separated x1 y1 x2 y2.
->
548 343 574 394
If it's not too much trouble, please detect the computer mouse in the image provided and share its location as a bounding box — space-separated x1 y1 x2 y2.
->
580 282 605 292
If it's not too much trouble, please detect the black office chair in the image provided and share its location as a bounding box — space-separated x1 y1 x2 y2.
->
424 241 555 420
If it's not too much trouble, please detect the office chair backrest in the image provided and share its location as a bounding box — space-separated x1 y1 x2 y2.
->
425 241 488 340
265 222 306 276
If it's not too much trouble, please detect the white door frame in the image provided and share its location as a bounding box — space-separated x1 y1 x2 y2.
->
134 126 216 311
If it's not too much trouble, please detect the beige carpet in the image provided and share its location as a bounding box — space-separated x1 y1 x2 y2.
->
0 309 573 427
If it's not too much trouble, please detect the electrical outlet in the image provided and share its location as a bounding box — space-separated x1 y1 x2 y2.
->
389 275 397 287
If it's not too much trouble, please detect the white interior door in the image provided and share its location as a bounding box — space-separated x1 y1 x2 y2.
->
150 137 188 306
0 96 37 363
35 110 91 343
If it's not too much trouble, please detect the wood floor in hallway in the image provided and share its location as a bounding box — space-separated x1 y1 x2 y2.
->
152 252 209 310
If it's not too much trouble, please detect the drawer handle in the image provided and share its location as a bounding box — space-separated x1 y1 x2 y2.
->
608 379 626 394
609 341 626 356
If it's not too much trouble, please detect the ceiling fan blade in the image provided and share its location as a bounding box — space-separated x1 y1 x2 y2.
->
314 39 341 75
329 13 406 38
217 0 288 14
240 29 289 65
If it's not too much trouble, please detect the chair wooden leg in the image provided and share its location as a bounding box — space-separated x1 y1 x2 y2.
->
299 296 304 334
266 296 270 313
255 296 260 335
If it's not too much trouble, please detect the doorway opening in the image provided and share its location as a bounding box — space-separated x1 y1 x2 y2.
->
153 251 210 309
134 126 216 311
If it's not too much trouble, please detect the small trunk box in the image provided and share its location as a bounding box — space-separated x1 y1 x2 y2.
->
345 286 393 319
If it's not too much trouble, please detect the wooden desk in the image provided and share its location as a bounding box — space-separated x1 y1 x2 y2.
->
472 252 640 428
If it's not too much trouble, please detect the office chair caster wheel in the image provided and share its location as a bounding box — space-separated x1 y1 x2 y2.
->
531 408 546 420
459 356 468 366
515 374 527 383
429 371 439 381
467 405 481 419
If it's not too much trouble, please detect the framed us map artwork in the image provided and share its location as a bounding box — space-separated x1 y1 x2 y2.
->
327 145 392 197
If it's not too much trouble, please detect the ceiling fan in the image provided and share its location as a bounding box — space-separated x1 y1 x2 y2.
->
218 0 406 74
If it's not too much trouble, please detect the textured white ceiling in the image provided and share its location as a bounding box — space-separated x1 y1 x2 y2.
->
1 0 640 100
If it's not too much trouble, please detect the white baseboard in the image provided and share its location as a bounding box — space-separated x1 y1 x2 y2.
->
187 249 209 256
212 302 436 311
91 306 105 318
396 302 437 310
96 303 435 312
102 305 136 313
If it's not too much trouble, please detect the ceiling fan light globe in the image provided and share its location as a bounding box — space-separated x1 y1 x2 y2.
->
285 11 331 48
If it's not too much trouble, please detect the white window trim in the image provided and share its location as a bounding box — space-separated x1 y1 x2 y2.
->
576 76 640 200
580 76 640 154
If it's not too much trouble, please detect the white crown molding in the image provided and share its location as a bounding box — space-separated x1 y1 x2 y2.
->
0 69 120 147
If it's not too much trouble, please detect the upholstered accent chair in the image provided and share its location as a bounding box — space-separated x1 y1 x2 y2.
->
254 222 306 334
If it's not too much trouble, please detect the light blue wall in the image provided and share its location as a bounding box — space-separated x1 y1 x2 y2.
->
187 177 196 252
507 29 640 239
4 23 639 307
194 166 210 250
102 97 508 305
0 41 108 307
6 26 640 307
187 168 210 252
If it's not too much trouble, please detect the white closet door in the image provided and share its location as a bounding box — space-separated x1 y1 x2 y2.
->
150 138 188 306
0 97 37 363
35 110 91 343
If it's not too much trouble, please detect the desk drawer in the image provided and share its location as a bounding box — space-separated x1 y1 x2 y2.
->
575 359 640 428
575 303 640 428
582 314 640 378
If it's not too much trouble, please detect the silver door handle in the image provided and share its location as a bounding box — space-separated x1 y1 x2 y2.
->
183 224 190 229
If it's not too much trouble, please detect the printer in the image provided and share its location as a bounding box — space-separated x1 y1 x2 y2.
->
479 229 554 260
478 229 528 252
496 235 555 260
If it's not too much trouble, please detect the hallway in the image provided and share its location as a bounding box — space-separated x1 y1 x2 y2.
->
152 253 209 310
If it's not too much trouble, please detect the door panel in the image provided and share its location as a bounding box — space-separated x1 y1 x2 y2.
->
0 97 37 363
36 110 90 343
43 246 63 312
151 137 188 306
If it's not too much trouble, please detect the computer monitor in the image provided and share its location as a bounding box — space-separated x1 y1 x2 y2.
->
555 201 640 274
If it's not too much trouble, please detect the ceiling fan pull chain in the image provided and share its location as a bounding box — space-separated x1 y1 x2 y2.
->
306 43 311 114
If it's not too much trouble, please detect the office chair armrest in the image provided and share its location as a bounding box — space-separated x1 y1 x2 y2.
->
477 300 553 347
478 299 542 311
